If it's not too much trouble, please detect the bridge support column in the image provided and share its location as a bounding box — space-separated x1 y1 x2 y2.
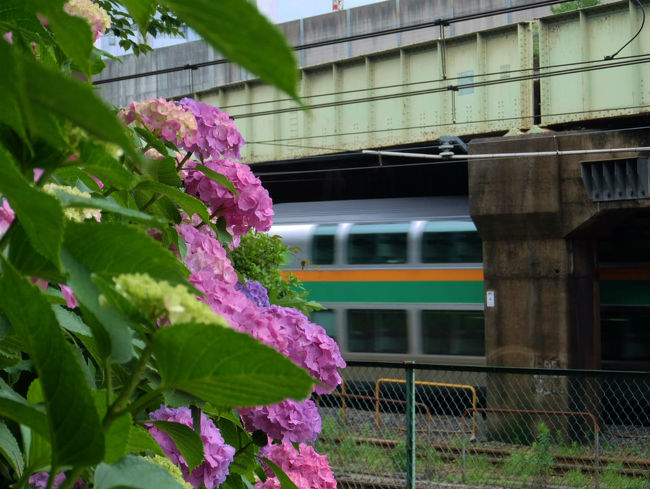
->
467 128 650 439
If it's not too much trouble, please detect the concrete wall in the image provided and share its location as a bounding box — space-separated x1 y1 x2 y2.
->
94 0 554 108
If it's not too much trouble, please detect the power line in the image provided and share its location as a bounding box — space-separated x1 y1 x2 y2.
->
93 0 571 86
230 55 650 119
216 53 650 112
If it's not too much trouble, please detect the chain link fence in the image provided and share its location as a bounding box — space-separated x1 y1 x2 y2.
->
315 362 650 489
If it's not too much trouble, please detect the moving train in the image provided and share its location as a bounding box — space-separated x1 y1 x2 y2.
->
270 196 650 372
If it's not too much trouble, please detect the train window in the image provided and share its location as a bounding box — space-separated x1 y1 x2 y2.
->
312 310 337 342
346 309 408 353
601 309 650 362
347 223 408 264
421 310 485 356
312 225 337 265
421 221 482 263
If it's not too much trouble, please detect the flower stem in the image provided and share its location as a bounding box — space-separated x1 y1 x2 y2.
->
177 151 193 171
104 340 155 430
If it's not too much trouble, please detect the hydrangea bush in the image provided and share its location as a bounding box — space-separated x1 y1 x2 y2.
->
0 1 342 489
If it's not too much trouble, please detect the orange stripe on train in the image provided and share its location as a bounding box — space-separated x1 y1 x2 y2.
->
282 269 485 282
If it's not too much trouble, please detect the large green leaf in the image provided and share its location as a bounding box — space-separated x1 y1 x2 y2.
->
0 37 28 145
0 261 104 466
94 391 133 465
160 0 299 100
136 181 210 222
78 140 139 190
47 10 93 75
7 222 67 283
94 455 185 489
0 146 64 269
155 323 314 407
20 53 136 158
60 247 134 364
0 421 24 478
151 420 204 471
64 221 189 285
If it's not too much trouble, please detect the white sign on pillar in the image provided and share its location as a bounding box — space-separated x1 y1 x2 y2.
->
486 290 495 308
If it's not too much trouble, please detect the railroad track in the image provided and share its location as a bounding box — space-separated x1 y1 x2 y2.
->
328 436 650 478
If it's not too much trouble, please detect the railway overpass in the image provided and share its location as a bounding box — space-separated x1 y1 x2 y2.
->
96 0 650 377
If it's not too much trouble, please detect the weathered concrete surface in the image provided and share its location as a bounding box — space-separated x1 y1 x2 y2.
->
94 0 554 108
468 128 650 370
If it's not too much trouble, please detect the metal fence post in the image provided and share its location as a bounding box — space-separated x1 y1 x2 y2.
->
405 361 416 489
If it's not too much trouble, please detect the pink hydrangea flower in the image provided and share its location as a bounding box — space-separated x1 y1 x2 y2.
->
183 158 273 237
257 442 336 489
63 0 111 41
147 406 235 489
239 399 321 443
0 198 15 236
267 306 346 395
178 98 246 160
177 221 238 286
119 98 198 149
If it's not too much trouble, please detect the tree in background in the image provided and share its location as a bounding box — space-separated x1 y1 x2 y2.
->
551 0 600 14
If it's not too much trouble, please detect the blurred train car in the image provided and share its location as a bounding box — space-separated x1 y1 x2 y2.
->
270 196 650 373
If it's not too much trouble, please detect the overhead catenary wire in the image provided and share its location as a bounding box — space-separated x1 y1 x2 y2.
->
227 55 650 119
93 0 585 86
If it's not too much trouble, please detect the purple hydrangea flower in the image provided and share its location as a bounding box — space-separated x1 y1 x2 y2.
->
239 399 321 443
235 280 270 308
179 98 245 160
147 406 235 489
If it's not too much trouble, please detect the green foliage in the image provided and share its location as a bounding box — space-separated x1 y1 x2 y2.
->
563 468 589 488
601 462 648 489
503 423 555 484
228 232 324 315
551 0 600 14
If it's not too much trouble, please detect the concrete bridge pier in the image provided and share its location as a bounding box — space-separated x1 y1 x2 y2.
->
467 128 650 439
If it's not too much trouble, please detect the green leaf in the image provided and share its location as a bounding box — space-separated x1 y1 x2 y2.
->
126 425 165 457
0 259 104 466
50 188 167 228
64 221 189 284
155 323 314 407
21 53 136 157
0 39 28 146
20 426 51 473
120 0 156 34
7 222 67 283
151 420 204 471
0 145 64 269
60 247 134 364
160 0 299 100
47 10 93 76
0 379 49 441
134 126 171 158
263 458 300 489
141 155 182 187
78 140 139 190
195 164 238 196
136 181 210 222
52 306 92 336
94 455 185 489
0 421 24 478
